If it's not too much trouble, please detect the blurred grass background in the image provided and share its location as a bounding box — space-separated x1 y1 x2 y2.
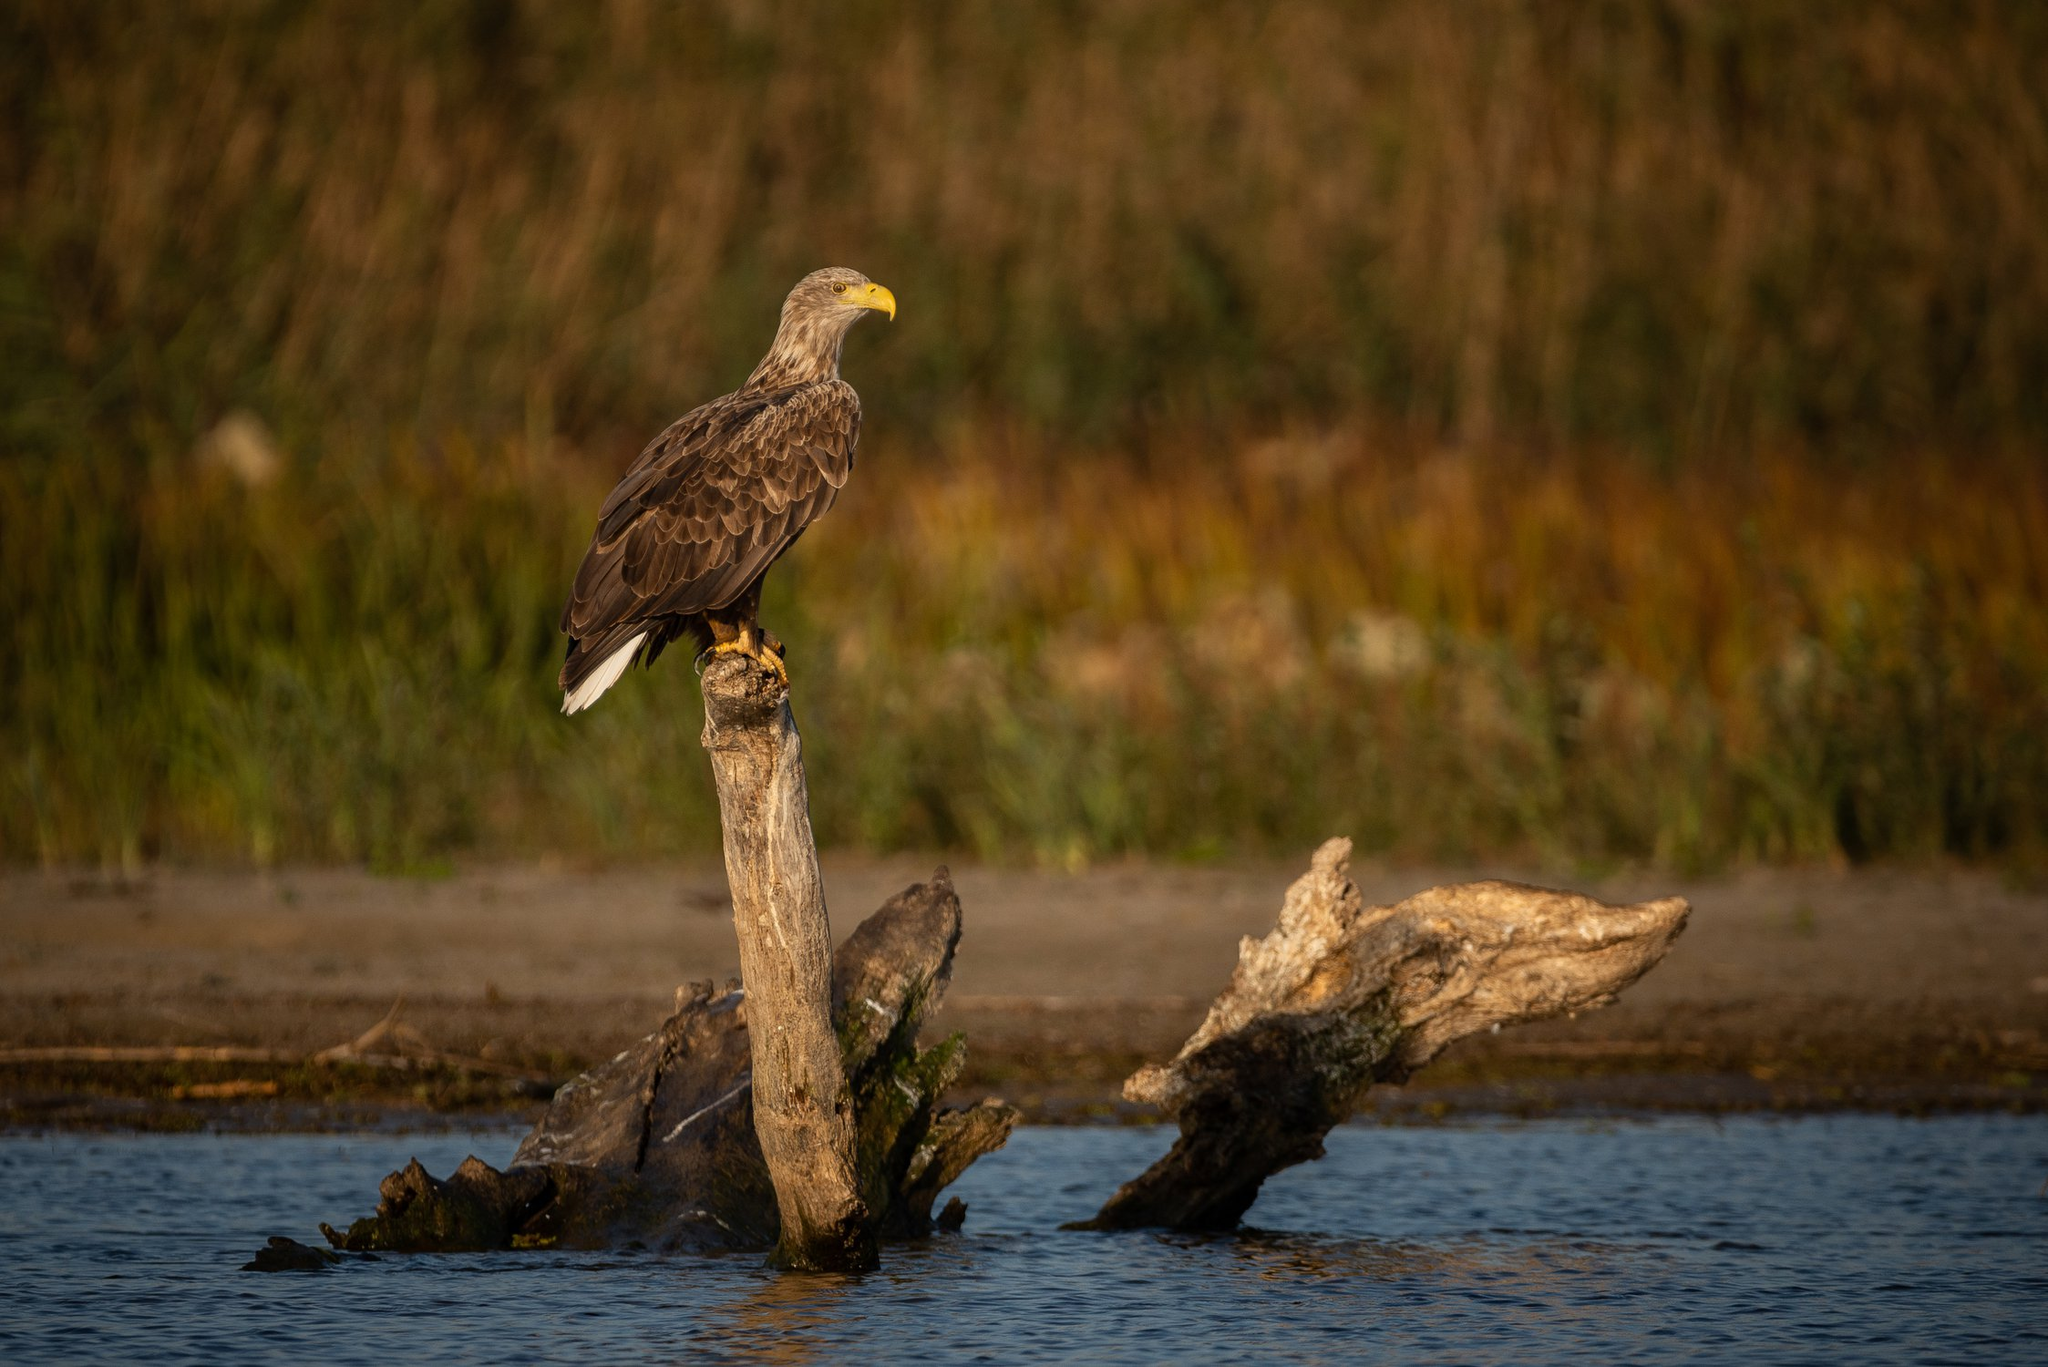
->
3 0 2045 871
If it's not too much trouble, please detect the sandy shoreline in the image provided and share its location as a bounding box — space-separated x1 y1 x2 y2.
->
3 857 2044 1127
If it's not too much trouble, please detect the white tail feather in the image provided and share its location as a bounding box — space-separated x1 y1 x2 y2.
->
561 632 647 714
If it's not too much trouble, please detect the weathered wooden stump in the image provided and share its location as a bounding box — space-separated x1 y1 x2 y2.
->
314 658 1018 1268
697 654 869 1270
1074 837 1689 1231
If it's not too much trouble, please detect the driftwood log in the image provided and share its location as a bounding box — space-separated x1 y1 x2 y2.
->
1074 837 1690 1232
320 868 1016 1258
301 696 1690 1264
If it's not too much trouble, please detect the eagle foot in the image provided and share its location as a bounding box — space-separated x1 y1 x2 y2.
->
701 633 789 688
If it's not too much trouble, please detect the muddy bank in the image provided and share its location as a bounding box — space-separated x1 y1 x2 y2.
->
3 859 2044 1128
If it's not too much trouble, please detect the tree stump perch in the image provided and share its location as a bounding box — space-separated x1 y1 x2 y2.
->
1075 837 1690 1231
313 658 1021 1268
698 655 871 1271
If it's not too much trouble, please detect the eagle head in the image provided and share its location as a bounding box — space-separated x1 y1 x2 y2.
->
786 266 896 325
751 268 895 387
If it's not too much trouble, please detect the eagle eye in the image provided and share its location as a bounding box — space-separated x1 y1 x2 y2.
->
831 282 848 294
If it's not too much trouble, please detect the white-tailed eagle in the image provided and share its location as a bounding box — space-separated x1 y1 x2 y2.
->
559 267 894 713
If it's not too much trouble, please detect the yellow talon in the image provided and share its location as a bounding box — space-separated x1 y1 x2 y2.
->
756 638 789 687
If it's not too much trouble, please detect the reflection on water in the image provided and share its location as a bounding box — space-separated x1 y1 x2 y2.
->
0 1116 2042 1364
1213 1226 1619 1285
705 1262 877 1366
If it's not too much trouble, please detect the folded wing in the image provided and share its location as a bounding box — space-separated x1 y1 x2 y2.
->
559 380 859 694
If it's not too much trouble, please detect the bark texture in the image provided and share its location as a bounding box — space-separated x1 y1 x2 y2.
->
697 654 867 1269
318 869 1017 1259
1076 837 1689 1232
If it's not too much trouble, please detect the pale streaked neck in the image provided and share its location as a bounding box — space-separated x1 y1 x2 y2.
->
744 311 847 390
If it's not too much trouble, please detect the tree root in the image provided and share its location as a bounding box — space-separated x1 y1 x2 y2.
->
313 870 1017 1258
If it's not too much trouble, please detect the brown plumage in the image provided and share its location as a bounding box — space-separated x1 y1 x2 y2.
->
558 267 895 713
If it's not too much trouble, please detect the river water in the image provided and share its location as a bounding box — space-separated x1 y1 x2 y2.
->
0 1114 2041 1363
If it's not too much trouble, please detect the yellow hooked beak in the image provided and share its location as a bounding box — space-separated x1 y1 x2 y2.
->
851 281 896 320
